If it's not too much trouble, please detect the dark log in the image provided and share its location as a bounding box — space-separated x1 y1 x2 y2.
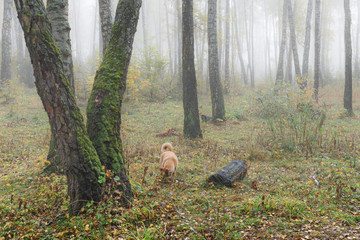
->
208 160 247 187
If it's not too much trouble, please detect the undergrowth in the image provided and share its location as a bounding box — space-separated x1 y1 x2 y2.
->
0 85 359 239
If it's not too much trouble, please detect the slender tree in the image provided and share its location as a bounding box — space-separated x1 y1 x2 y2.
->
302 0 313 79
1 0 12 87
182 0 202 139
287 0 302 86
208 0 225 120
233 0 248 85
275 0 288 86
344 0 353 113
14 0 142 215
99 0 113 56
224 0 230 94
355 0 360 79
314 0 321 102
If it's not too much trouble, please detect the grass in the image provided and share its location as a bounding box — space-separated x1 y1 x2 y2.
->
0 84 359 239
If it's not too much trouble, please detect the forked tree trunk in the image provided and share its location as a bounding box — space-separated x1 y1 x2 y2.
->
208 0 225 120
344 0 353 113
182 0 202 139
314 0 321 102
1 0 12 86
14 0 103 215
99 0 113 56
87 0 142 206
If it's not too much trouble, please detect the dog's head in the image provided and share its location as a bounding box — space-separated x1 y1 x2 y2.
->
159 167 170 176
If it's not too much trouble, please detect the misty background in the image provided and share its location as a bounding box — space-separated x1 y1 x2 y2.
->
0 0 359 100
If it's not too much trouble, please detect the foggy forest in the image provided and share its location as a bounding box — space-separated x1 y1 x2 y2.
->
0 0 359 239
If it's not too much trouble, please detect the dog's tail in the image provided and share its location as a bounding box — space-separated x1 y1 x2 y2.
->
161 142 173 152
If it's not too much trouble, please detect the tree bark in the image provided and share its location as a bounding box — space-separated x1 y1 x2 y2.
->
98 0 113 56
182 0 202 139
314 0 321 102
344 0 353 113
275 0 288 86
14 0 103 215
87 0 142 206
208 0 226 120
45 0 76 175
1 0 12 86
302 0 313 79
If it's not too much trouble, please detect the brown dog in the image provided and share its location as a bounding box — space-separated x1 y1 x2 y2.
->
159 143 178 183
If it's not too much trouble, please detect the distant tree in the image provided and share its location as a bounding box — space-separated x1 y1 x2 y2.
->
45 0 76 174
99 0 113 56
344 0 353 113
1 0 12 88
275 0 288 86
313 0 321 102
302 0 313 79
224 0 230 94
233 0 248 85
287 0 302 86
355 0 360 79
14 0 142 215
208 0 225 120
182 0 202 139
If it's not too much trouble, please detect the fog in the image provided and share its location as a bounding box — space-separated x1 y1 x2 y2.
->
1 0 360 89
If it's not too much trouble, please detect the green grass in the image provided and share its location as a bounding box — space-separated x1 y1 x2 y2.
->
0 85 359 239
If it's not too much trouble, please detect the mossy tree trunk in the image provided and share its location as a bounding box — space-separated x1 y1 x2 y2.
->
98 0 113 56
208 0 225 120
1 0 12 87
45 0 75 175
87 0 142 206
14 0 103 215
344 0 353 113
182 0 202 139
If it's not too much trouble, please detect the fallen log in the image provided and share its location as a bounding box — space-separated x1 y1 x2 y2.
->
207 160 247 187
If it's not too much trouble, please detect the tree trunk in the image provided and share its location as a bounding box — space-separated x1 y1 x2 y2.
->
14 0 103 215
208 160 247 187
1 0 12 86
208 0 226 120
224 0 230 94
44 0 76 175
285 37 293 83
344 0 353 113
275 0 288 86
355 0 360 79
287 0 302 86
164 0 174 79
302 0 313 79
182 0 202 139
233 0 248 85
98 0 113 56
176 0 183 96
314 0 321 102
87 0 142 206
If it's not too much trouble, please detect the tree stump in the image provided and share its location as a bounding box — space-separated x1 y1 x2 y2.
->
208 160 247 187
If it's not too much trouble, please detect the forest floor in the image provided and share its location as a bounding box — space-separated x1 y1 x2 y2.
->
0 84 360 239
